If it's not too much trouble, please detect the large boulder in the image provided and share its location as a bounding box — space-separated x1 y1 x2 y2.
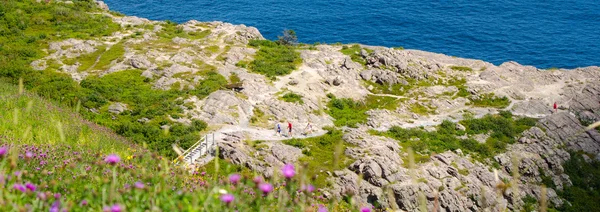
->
108 102 127 114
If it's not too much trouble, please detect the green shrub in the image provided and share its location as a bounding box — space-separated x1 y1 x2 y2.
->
77 69 222 157
229 72 241 83
190 71 227 97
450 66 473 72
205 45 220 54
410 103 435 115
327 97 369 128
281 92 304 104
247 40 302 77
375 113 537 161
469 93 511 108
326 95 401 127
557 152 600 212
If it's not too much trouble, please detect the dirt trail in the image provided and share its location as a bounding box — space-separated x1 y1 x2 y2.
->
214 125 328 141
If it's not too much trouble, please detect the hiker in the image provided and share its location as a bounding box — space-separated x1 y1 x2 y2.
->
553 102 558 113
287 121 293 137
304 122 313 135
275 123 282 136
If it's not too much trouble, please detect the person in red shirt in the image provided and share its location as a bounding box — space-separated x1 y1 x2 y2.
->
553 102 557 113
287 121 293 137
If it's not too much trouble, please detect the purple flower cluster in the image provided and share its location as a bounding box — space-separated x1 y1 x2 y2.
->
281 164 296 179
104 154 120 165
0 141 373 211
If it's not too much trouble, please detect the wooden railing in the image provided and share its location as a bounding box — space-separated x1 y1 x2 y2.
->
175 133 216 166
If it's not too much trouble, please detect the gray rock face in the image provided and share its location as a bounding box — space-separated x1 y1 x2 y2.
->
299 46 369 100
129 56 153 69
108 103 127 114
455 123 466 131
223 47 256 66
511 100 553 117
331 170 387 209
95 1 109 10
360 69 404 85
260 98 333 130
540 112 600 154
288 79 299 86
328 127 575 211
270 143 302 164
188 90 253 125
217 132 302 179
30 60 47 71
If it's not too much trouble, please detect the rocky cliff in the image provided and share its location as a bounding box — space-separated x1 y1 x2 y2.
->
31 2 600 211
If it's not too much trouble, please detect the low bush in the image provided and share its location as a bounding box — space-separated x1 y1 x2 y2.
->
450 66 473 72
280 92 304 104
246 40 302 77
77 69 224 157
327 94 401 127
469 93 511 108
557 152 600 212
410 103 436 115
375 113 537 161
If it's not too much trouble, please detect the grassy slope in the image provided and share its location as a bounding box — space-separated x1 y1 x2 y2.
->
0 80 347 211
0 80 135 155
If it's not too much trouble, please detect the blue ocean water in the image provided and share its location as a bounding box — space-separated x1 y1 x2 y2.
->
103 0 600 69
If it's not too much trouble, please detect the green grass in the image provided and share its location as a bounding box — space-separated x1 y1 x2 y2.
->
63 45 107 71
282 128 351 188
205 45 220 55
247 40 302 77
0 80 134 155
410 103 436 115
280 92 304 104
450 66 473 72
365 76 468 99
156 22 211 40
249 107 272 128
469 93 511 108
455 86 470 98
95 42 125 70
63 42 125 72
326 94 402 127
229 73 241 84
340 44 372 66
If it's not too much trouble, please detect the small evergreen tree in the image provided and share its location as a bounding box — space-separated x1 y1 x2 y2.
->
277 29 298 46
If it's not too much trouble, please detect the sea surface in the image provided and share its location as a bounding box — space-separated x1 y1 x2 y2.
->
103 0 600 69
